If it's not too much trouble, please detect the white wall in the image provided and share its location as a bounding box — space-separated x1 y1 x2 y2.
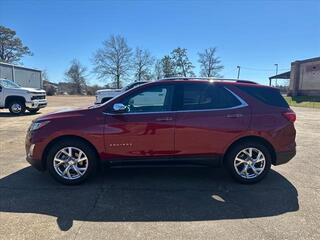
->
15 68 41 88
0 64 42 88
0 64 14 80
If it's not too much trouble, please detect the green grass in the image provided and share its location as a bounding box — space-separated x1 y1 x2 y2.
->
284 96 320 108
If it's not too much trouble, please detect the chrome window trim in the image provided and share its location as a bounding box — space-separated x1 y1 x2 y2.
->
224 86 248 108
104 86 248 116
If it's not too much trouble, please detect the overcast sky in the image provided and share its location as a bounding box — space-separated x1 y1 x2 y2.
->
1 0 319 86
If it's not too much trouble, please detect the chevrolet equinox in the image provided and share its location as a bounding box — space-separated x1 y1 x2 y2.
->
26 79 296 185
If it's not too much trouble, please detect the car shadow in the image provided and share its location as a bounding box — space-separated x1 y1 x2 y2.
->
0 166 299 231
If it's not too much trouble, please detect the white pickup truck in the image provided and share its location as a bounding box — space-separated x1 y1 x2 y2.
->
95 81 147 104
0 79 47 115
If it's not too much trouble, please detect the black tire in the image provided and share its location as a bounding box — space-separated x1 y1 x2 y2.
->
28 108 40 114
8 100 26 115
46 139 98 185
225 141 272 184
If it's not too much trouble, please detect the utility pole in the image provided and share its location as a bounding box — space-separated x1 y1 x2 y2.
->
274 64 278 86
237 66 241 79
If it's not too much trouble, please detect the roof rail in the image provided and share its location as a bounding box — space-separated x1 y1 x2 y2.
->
160 77 258 84
236 80 258 84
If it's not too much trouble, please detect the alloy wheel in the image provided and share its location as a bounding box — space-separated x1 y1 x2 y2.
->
53 147 89 180
233 147 266 179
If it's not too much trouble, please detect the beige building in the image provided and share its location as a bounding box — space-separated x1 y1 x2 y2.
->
269 57 320 96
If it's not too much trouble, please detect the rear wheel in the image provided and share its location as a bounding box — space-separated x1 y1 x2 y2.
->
9 100 26 115
225 141 271 184
47 139 98 185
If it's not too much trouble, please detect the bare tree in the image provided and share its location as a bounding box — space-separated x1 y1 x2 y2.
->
198 48 224 77
161 55 175 78
92 35 132 89
133 48 155 81
171 47 194 77
0 25 32 63
65 59 87 95
153 59 163 80
42 69 49 82
42 69 57 96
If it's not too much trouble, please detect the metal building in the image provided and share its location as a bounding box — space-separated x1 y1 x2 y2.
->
0 62 42 89
269 57 320 96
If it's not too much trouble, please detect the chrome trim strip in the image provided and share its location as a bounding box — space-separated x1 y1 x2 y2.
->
103 87 248 116
224 86 248 108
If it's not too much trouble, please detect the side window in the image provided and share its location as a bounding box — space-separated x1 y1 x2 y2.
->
236 86 289 108
179 83 241 111
122 85 173 113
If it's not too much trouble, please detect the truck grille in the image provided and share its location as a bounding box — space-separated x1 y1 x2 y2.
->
31 95 46 100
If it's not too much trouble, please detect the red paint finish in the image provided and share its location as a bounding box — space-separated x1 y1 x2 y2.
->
174 107 251 156
25 79 296 171
103 112 175 158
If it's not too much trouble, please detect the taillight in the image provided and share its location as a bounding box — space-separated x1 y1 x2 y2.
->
282 111 296 123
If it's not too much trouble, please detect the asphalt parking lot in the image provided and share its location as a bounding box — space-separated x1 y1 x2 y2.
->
0 96 319 240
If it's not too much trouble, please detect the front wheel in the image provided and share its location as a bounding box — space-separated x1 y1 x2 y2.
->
225 141 271 184
47 139 98 185
9 101 26 115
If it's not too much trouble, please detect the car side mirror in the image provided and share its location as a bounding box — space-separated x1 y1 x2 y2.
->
113 103 127 113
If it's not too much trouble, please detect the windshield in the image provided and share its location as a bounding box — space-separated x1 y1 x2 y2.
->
0 80 21 88
123 82 147 91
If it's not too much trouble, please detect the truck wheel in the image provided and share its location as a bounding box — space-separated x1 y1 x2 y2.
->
9 100 26 115
28 108 40 114
225 141 271 184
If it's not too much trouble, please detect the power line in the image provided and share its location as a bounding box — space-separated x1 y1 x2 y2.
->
239 66 289 72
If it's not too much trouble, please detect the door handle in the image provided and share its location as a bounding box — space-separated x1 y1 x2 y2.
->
156 117 173 122
226 114 243 118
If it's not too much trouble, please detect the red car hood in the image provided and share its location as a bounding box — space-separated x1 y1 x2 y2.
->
35 107 92 121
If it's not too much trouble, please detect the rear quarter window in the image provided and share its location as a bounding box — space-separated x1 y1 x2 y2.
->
237 85 289 108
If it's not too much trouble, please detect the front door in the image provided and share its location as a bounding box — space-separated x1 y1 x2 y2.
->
104 84 175 160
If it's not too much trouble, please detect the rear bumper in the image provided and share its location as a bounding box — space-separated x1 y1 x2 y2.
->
274 149 296 165
26 99 47 109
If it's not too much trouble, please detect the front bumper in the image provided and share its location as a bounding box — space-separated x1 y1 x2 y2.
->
25 132 45 171
26 99 48 109
26 154 45 171
274 149 296 165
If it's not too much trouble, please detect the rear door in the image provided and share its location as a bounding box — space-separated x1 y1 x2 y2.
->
174 82 251 159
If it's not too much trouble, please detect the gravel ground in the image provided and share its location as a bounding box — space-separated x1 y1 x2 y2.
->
0 96 319 240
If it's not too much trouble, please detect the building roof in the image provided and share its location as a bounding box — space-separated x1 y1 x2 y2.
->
269 71 291 80
0 62 42 72
293 56 320 64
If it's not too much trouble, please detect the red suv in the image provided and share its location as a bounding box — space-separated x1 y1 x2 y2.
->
25 79 296 185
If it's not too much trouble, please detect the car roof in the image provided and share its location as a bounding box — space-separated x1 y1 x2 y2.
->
156 77 274 89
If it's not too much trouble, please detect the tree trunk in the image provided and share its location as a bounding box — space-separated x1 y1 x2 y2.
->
116 75 120 89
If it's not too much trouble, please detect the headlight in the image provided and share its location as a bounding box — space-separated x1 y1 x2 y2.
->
29 121 50 131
